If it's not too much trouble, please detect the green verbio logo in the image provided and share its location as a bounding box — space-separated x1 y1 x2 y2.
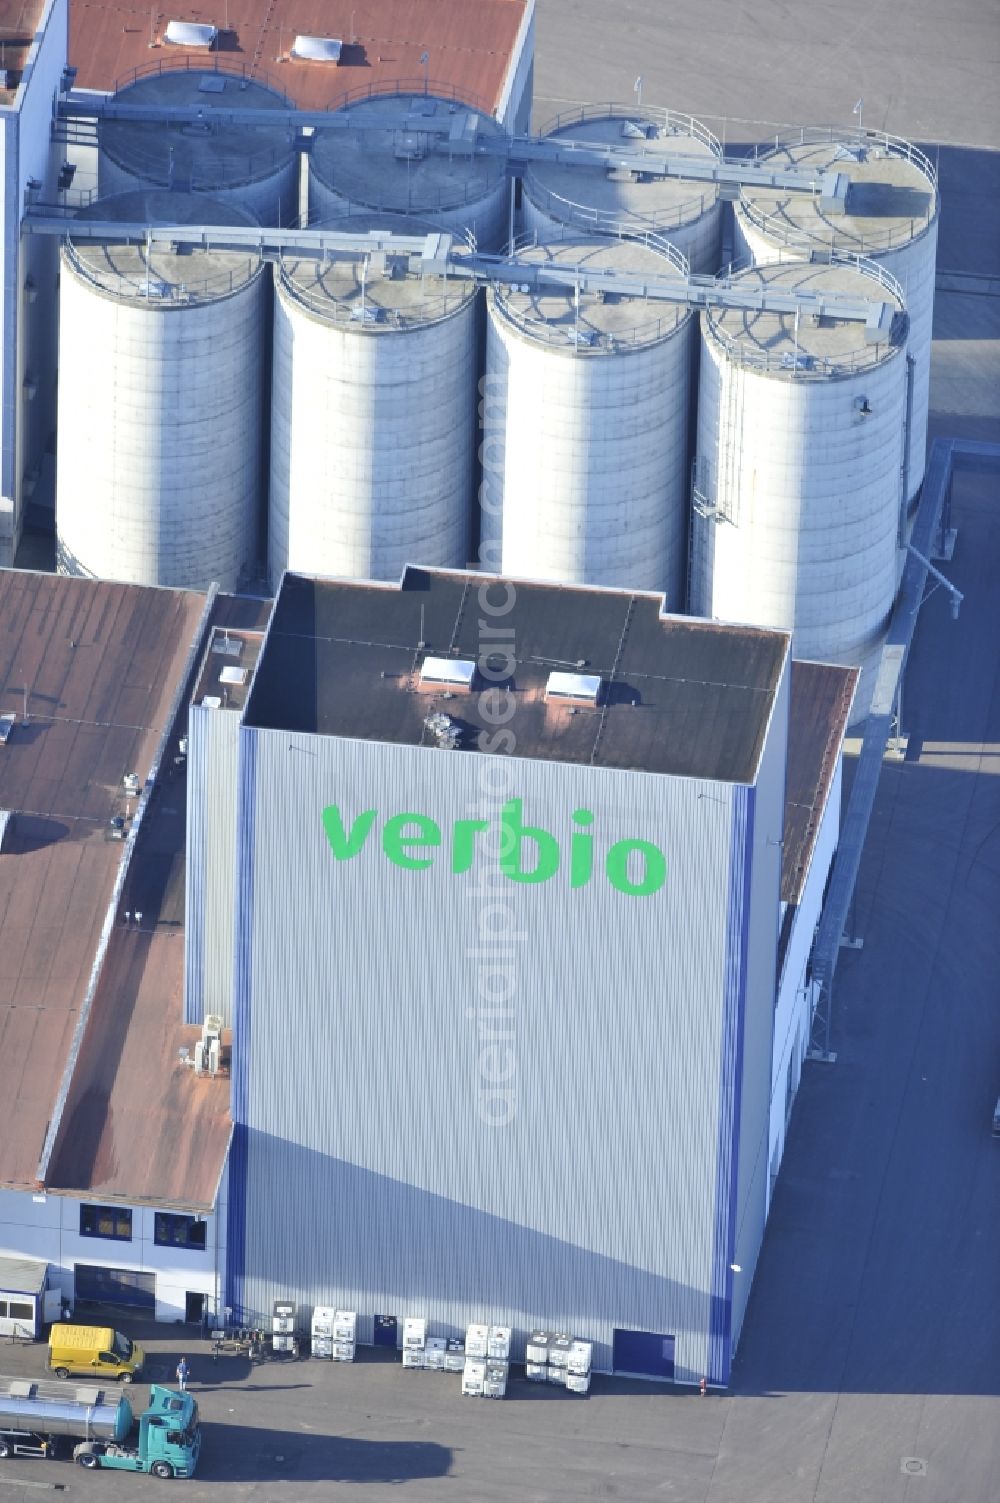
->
322 799 666 897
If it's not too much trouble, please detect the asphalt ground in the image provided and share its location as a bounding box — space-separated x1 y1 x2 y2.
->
3 3 998 1499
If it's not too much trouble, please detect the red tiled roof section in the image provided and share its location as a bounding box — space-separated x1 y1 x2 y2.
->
0 573 207 1192
69 0 527 113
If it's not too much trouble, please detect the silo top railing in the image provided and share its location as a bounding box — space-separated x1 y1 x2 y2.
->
738 126 939 252
525 104 723 233
535 103 722 158
492 230 694 354
114 51 292 102
702 251 908 378
62 239 262 306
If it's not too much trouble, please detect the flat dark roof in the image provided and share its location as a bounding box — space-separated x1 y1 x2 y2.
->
244 569 790 786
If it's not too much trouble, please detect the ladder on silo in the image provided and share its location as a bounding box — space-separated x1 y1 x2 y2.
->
714 364 744 529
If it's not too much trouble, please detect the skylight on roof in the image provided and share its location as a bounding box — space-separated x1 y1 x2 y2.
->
419 656 477 691
164 21 218 48
546 671 602 704
291 35 343 63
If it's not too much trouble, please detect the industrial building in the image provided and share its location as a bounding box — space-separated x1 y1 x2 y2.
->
181 565 850 1385
0 564 854 1383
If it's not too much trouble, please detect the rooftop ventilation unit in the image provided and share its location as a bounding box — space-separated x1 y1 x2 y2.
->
164 21 218 48
194 1014 224 1076
219 666 248 686
0 713 16 745
545 671 602 706
291 35 343 63
419 656 477 693
424 712 462 750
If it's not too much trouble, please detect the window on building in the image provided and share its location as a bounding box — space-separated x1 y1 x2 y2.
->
154 1213 207 1251
0 1299 33 1321
80 1204 132 1241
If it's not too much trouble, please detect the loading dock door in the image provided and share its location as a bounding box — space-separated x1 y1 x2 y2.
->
74 1264 155 1312
612 1328 676 1381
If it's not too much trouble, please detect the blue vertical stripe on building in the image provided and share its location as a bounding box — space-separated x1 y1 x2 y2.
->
225 724 258 1323
709 783 755 1385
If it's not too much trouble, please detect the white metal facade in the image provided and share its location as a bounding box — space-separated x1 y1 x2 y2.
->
268 270 477 586
0 1175 228 1327
184 702 241 1028
225 664 788 1385
55 246 267 590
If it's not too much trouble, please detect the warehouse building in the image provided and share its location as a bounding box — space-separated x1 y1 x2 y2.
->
189 566 852 1385
0 569 268 1325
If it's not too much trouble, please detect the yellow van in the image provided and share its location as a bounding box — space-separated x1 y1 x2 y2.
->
48 1323 145 1382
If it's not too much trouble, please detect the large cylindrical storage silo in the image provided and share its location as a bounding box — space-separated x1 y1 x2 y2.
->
481 238 694 604
309 95 509 250
56 191 267 592
523 107 724 272
98 69 298 226
734 129 938 509
689 258 909 722
269 215 478 585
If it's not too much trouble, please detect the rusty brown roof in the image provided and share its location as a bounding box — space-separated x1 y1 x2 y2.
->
0 0 47 102
0 572 208 1192
42 591 264 1211
782 660 858 910
69 0 527 113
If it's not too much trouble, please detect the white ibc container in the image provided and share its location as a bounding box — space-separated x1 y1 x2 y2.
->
487 1326 512 1360
403 1318 427 1349
56 191 266 592
526 1331 550 1364
424 1337 447 1371
402 1347 426 1369
526 1362 547 1382
332 1341 356 1362
98 66 298 226
310 93 509 250
547 1365 568 1385
444 1349 466 1373
482 236 693 605
734 128 938 509
566 1371 592 1395
462 1358 486 1396
690 256 908 723
523 106 724 272
567 1341 593 1375
333 1311 357 1341
269 213 477 586
548 1336 573 1369
465 1324 489 1359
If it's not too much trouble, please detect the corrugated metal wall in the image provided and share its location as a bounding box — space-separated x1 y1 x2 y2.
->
227 724 765 1381
184 704 241 1027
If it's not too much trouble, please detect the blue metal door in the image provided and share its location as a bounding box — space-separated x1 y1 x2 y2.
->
612 1327 676 1380
373 1315 397 1348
